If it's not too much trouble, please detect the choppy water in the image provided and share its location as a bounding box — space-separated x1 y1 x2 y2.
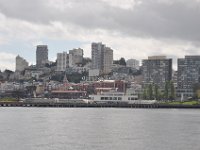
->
0 108 200 150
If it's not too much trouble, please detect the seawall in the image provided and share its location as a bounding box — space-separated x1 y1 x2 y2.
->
0 102 200 108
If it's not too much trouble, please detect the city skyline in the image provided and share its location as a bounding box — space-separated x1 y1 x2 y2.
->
1 1 200 150
2 43 200 71
1 0 200 71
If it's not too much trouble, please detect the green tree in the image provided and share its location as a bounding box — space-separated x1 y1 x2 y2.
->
82 58 91 66
142 87 147 100
119 57 126 66
26 86 36 97
4 69 14 80
114 58 127 66
154 84 159 100
12 90 25 100
148 84 153 100
143 84 154 100
163 81 176 100
193 83 200 99
169 81 175 100
164 81 170 99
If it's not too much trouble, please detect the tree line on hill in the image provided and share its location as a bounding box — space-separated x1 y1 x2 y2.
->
113 57 126 66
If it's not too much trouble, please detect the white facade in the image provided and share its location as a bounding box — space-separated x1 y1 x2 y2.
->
126 59 139 69
16 55 29 72
89 91 138 101
89 91 156 104
69 48 83 67
89 69 100 81
89 69 100 76
57 49 83 71
56 52 69 71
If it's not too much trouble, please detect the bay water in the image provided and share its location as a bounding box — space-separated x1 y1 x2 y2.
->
0 108 199 150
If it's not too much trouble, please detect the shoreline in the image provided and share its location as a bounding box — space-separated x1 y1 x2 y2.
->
0 101 200 108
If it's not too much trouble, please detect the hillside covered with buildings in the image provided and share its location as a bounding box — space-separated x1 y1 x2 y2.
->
1 42 200 101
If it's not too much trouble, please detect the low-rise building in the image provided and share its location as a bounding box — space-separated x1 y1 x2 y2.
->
51 90 87 99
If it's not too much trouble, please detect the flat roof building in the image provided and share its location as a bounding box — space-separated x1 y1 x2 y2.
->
177 56 200 98
16 55 29 72
69 48 83 67
36 45 48 67
142 56 172 89
91 42 113 75
126 59 140 70
56 52 69 71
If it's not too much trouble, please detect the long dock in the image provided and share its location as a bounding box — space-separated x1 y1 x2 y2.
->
0 102 200 108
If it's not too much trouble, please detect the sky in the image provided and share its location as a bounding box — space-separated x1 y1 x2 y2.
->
0 0 200 71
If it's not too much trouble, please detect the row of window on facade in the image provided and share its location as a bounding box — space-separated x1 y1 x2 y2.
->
100 97 137 100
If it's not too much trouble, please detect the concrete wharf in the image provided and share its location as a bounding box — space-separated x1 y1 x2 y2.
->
0 102 200 108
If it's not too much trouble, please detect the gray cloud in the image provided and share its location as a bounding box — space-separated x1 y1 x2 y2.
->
0 0 200 42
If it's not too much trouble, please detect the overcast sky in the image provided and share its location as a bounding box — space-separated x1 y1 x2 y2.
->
0 0 200 71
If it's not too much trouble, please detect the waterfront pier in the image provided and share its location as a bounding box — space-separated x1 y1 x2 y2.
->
0 101 200 108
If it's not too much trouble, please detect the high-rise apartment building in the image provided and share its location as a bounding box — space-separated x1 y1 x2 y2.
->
56 52 69 71
36 45 48 67
69 48 83 67
142 56 172 89
126 59 140 69
91 42 104 70
103 47 113 74
15 55 29 72
56 48 84 71
91 42 113 74
177 56 200 97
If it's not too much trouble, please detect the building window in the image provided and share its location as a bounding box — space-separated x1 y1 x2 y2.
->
101 97 105 100
113 97 117 100
118 97 122 100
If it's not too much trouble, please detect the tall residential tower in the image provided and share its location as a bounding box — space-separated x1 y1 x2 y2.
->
36 45 48 67
15 55 28 72
91 42 113 75
56 52 69 71
177 56 200 97
69 48 83 67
